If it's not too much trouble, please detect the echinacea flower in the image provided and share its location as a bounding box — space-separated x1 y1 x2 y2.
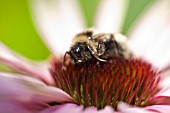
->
1 0 170 113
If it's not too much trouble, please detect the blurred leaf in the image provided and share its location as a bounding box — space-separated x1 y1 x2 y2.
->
122 0 155 34
0 63 12 72
0 0 50 60
78 0 100 27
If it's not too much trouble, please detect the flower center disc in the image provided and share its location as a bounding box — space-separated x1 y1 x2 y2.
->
51 57 160 110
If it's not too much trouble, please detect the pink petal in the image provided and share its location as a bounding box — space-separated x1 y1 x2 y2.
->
151 71 170 105
41 103 115 113
128 0 170 69
148 96 170 105
30 0 86 55
146 105 170 113
0 72 74 112
0 100 48 113
0 42 54 85
118 102 154 113
94 0 126 33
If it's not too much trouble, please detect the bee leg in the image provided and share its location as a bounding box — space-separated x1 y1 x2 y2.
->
97 41 105 56
62 51 70 70
87 45 107 62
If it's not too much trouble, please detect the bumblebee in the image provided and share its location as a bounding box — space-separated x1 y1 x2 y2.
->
63 30 132 67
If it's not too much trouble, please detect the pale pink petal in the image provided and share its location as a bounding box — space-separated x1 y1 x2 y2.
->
128 0 170 69
0 72 73 105
30 0 86 55
118 102 154 113
0 42 53 85
41 103 115 113
84 105 114 113
159 68 170 90
146 105 170 113
154 87 170 97
41 103 84 113
94 0 127 33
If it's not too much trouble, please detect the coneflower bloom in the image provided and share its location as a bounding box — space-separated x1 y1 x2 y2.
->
0 0 170 113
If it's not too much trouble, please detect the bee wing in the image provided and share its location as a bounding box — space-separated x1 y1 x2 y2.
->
29 0 86 55
94 0 126 33
128 0 170 69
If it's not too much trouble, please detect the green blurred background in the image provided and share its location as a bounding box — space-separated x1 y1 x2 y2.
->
0 0 154 60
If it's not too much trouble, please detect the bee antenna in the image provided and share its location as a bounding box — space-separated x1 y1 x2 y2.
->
62 51 70 70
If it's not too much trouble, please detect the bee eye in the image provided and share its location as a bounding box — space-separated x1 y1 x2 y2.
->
75 46 82 53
